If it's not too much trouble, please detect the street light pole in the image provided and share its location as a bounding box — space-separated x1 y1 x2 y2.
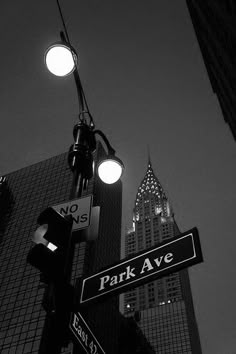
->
36 1 124 353
38 75 95 354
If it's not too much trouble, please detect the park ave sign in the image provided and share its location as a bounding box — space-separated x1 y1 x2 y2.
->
80 228 203 305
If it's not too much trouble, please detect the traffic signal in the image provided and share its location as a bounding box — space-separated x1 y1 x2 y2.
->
27 207 73 283
27 208 75 348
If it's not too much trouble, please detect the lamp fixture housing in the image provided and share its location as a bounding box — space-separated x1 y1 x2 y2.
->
97 155 124 184
45 42 78 77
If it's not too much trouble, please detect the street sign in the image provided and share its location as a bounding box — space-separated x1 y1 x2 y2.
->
80 228 203 305
52 195 92 232
70 311 105 354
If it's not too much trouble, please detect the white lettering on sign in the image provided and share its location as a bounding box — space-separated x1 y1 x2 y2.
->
70 312 105 354
141 252 174 274
99 266 136 291
73 314 88 347
52 195 92 231
98 252 174 291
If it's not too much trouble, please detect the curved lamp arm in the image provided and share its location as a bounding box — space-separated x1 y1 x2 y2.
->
94 130 124 184
93 130 116 156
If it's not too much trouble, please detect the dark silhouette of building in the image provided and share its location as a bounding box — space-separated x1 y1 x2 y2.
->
0 148 153 353
186 0 236 140
119 315 155 354
122 160 202 353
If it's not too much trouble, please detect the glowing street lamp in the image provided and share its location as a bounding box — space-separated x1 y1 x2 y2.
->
45 33 124 186
97 156 124 184
45 42 77 77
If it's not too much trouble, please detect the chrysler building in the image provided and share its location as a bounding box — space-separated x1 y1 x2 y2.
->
122 160 202 354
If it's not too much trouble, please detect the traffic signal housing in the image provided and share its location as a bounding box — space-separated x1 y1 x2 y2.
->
27 208 75 348
27 207 73 283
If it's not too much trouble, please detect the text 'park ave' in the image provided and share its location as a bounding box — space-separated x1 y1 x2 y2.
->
80 230 203 305
99 252 173 291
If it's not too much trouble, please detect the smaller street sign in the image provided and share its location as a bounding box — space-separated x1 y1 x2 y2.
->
52 195 92 232
70 311 105 354
80 228 203 305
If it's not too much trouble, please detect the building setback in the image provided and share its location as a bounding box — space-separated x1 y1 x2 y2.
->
0 148 152 353
186 0 236 140
122 160 202 353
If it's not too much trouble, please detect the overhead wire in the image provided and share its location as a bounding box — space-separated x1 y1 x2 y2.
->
56 0 95 128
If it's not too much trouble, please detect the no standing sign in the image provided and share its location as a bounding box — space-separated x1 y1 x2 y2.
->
52 195 92 231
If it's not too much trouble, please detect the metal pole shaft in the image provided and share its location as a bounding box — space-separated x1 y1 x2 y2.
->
40 13 91 348
39 152 86 354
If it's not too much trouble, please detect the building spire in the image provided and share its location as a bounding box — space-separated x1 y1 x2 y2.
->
133 159 173 221
147 145 151 167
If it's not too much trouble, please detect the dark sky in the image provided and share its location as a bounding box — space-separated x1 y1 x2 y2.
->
0 1 236 353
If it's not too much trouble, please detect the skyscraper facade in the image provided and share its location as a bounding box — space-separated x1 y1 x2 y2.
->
186 0 236 140
122 161 202 353
0 147 126 353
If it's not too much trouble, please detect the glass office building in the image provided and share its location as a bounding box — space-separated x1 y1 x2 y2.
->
122 161 202 353
0 147 125 353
